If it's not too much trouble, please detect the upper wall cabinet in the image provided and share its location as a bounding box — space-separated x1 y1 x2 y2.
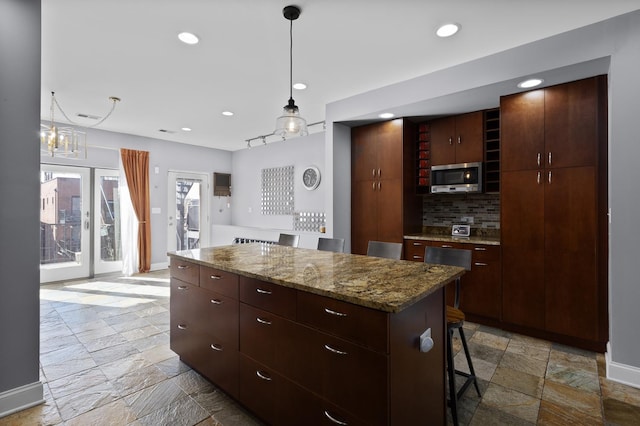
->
430 111 484 166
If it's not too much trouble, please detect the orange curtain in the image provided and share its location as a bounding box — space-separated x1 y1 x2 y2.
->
120 148 151 272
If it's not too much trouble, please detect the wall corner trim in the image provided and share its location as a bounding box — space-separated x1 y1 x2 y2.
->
0 381 44 419
606 342 640 390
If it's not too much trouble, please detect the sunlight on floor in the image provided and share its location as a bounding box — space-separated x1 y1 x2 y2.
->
40 279 169 308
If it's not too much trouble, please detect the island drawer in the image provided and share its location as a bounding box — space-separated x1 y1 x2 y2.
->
297 291 389 354
169 258 199 285
200 266 239 298
404 239 429 262
239 276 297 320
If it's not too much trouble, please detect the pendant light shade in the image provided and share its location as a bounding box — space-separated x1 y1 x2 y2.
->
274 5 308 138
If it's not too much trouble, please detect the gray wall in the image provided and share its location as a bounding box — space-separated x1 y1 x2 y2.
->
231 131 325 230
41 128 233 268
327 10 640 383
0 0 43 412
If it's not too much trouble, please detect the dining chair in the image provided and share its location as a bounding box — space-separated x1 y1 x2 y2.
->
277 233 300 247
366 241 402 260
425 246 480 426
317 237 345 253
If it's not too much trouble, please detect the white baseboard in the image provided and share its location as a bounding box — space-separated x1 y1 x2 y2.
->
150 261 168 272
606 342 640 389
0 382 44 419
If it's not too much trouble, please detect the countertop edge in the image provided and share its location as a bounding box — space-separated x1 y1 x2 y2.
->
404 234 500 246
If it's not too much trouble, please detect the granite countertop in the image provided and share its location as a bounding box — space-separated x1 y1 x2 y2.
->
404 233 500 246
168 243 464 313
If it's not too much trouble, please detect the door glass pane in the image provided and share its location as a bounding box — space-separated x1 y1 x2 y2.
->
99 175 121 262
175 179 201 250
40 171 83 266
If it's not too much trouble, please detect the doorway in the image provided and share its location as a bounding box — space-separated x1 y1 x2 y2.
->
40 165 123 283
167 171 210 252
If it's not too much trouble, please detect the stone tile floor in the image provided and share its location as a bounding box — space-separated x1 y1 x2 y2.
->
1 269 639 425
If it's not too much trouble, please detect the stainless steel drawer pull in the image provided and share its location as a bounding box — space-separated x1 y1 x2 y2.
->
548 151 552 165
474 262 488 267
474 247 486 251
177 324 187 330
177 285 188 290
256 317 272 325
177 265 189 269
210 343 223 351
210 274 222 280
324 410 348 425
537 152 541 167
412 242 423 246
412 255 422 259
256 288 272 295
324 308 347 317
256 370 272 381
441 244 453 248
210 299 223 305
324 344 348 355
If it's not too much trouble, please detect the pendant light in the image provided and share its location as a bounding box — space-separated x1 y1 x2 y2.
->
274 5 308 138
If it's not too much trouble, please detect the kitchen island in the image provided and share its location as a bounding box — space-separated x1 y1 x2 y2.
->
168 243 464 425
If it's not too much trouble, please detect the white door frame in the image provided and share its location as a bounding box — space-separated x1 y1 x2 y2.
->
167 171 210 253
40 164 91 283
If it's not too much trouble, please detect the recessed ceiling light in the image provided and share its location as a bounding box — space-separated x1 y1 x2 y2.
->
517 78 544 89
178 32 199 45
181 127 192 132
222 111 234 116
379 112 395 119
436 23 460 38
293 83 307 90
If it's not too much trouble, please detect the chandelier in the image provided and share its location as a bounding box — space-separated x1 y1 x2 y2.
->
273 5 308 138
41 91 120 158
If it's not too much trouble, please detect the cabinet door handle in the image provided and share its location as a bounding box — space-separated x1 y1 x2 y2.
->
177 264 189 270
474 247 486 251
372 182 376 191
448 137 453 145
324 344 348 355
474 262 488 267
441 244 453 248
377 168 381 177
210 274 222 280
548 151 552 165
177 285 188 290
210 343 223 351
210 299 222 305
412 255 423 260
412 242 423 246
256 288 272 295
256 370 272 381
372 168 376 178
548 171 552 184
256 317 272 325
177 324 187 330
537 171 541 184
377 181 381 191
537 152 541 167
324 410 349 425
457 136 461 144
324 307 347 317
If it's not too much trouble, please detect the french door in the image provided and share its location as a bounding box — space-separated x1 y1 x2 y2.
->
167 171 210 253
40 165 91 282
40 165 122 283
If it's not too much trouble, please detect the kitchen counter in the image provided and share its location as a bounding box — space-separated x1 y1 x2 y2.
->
168 242 464 313
405 233 500 246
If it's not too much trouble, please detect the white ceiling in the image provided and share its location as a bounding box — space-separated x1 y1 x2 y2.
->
41 1 640 152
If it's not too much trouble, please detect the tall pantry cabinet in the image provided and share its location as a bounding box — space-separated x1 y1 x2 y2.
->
351 119 422 256
500 75 608 351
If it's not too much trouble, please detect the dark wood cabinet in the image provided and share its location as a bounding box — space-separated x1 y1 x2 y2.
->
500 75 608 351
430 111 483 166
406 239 502 323
351 119 421 255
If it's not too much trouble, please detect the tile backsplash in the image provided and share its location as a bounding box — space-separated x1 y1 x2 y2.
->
422 193 500 229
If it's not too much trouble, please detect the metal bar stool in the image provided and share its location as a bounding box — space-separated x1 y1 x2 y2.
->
425 246 481 426
317 237 345 253
366 241 402 259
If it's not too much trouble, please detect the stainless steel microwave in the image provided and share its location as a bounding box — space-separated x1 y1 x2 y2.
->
430 162 482 194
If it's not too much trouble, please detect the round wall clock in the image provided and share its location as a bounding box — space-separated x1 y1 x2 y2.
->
302 166 321 190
